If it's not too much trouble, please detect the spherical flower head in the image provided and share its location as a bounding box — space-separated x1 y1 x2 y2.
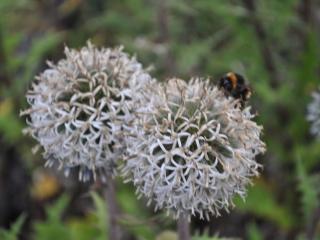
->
122 78 266 220
21 41 153 182
307 89 320 138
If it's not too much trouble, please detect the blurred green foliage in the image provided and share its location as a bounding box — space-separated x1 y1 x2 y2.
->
33 196 73 240
235 181 297 229
0 0 320 239
0 214 26 240
32 193 122 240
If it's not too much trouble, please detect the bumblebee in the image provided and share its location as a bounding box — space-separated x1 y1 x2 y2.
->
219 72 252 106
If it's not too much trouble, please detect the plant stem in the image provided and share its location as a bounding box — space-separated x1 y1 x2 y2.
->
241 0 280 88
155 0 176 74
104 177 122 240
0 22 10 88
178 214 191 240
298 0 313 26
306 205 320 240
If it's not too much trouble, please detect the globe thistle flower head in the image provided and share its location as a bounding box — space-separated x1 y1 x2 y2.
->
307 89 320 138
21 41 154 182
122 78 266 220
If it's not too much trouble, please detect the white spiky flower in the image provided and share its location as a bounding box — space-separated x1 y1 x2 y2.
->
307 89 320 138
121 78 266 220
20 42 154 182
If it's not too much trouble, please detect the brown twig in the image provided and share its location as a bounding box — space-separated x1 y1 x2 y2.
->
297 0 315 49
0 23 10 88
103 177 122 240
155 0 176 75
306 205 320 240
298 0 313 25
178 214 191 240
241 0 280 88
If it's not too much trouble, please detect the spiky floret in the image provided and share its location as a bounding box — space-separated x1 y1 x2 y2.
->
122 78 266 220
21 42 154 182
307 89 320 138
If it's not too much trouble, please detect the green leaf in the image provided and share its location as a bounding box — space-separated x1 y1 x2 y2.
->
91 192 108 240
0 99 23 142
176 40 212 74
0 214 26 240
296 157 319 221
116 182 158 240
192 234 238 240
68 216 101 240
247 222 263 240
14 32 63 96
234 180 296 229
33 195 71 240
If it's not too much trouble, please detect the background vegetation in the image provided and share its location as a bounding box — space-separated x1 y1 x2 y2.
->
0 0 319 239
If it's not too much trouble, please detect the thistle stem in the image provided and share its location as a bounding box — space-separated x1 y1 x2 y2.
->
104 177 122 240
241 0 280 88
178 214 191 240
306 205 320 240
